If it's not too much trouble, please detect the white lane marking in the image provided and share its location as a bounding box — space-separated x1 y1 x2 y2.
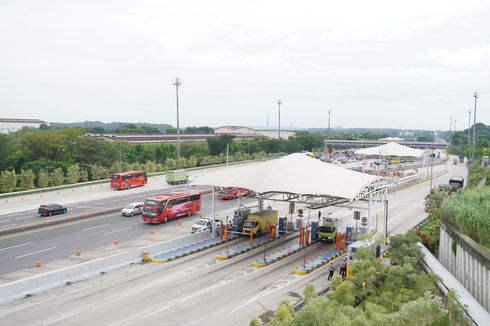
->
41 310 83 325
0 223 17 228
15 246 56 259
141 305 172 319
0 219 12 223
14 216 31 220
0 241 33 252
82 223 110 232
104 227 132 235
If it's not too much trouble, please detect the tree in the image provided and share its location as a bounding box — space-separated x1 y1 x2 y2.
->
303 283 317 304
80 168 88 182
18 169 35 190
90 164 108 180
37 169 50 188
249 317 262 326
50 168 65 186
206 134 234 156
268 300 295 325
0 170 17 193
66 164 81 184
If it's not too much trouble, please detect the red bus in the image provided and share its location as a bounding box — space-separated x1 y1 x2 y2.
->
216 187 250 200
110 171 148 190
142 191 201 224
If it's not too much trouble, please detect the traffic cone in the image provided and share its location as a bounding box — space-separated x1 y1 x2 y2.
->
36 259 41 268
76 248 81 256
114 239 119 245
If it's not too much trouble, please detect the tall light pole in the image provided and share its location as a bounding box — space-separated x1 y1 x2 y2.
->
173 78 182 158
429 131 435 191
453 119 456 132
277 100 282 139
472 92 478 162
328 109 331 134
468 110 472 148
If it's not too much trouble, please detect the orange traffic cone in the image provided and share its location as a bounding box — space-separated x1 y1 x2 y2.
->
76 248 81 256
36 259 41 268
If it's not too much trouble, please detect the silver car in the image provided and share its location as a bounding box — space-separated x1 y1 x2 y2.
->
121 202 144 217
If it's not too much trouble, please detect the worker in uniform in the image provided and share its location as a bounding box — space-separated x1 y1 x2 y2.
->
340 257 347 278
328 263 334 280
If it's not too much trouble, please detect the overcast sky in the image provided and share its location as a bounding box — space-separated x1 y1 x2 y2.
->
1 0 489 130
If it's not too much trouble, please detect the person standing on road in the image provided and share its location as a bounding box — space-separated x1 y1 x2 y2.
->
340 257 347 278
328 263 334 280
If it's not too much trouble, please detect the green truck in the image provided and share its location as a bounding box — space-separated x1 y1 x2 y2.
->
166 170 189 185
319 221 336 243
242 210 278 236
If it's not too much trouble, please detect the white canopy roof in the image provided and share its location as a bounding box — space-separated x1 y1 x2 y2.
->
354 142 424 158
192 153 383 201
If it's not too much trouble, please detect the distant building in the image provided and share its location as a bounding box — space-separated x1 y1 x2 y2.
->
378 137 404 142
0 118 47 134
214 125 296 139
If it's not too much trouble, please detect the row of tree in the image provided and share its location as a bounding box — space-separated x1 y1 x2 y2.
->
254 232 469 325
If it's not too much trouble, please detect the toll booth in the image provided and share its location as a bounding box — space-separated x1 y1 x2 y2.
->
310 221 319 241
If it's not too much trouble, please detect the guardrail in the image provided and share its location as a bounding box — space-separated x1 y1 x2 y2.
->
0 156 280 200
0 230 212 304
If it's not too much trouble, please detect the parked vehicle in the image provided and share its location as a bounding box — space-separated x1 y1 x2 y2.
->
111 171 147 190
166 170 188 185
458 154 465 163
142 191 201 224
453 157 458 165
216 187 250 199
448 176 464 190
242 210 278 236
38 204 67 217
121 202 144 217
191 217 222 234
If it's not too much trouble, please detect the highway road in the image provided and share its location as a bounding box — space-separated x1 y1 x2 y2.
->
0 193 255 276
0 159 468 325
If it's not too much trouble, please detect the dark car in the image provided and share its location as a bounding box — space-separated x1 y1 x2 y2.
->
38 204 67 217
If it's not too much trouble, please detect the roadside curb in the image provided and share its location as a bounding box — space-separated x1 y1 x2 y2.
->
252 239 318 268
0 189 214 237
215 234 290 260
149 236 238 263
292 248 346 275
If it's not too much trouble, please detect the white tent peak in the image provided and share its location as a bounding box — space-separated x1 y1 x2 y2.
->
191 153 385 201
354 142 424 158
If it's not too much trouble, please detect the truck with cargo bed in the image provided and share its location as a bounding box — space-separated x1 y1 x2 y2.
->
242 210 278 236
166 170 188 185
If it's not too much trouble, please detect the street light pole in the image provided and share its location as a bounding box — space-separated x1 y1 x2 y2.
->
468 110 472 148
173 78 182 158
472 92 478 162
277 100 282 139
429 131 435 191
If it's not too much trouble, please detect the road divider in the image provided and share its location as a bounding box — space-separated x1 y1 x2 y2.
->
149 235 238 263
252 241 304 267
292 248 346 275
215 233 290 260
0 230 211 304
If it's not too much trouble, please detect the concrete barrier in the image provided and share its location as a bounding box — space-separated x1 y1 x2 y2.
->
0 230 211 304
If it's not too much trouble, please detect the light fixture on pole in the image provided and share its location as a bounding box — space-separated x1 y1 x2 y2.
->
429 131 435 191
277 100 282 139
472 92 478 162
173 78 182 158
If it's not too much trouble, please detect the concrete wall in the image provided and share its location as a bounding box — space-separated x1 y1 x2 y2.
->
439 218 490 311
0 230 211 304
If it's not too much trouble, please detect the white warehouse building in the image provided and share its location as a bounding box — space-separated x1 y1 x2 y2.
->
0 118 47 134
